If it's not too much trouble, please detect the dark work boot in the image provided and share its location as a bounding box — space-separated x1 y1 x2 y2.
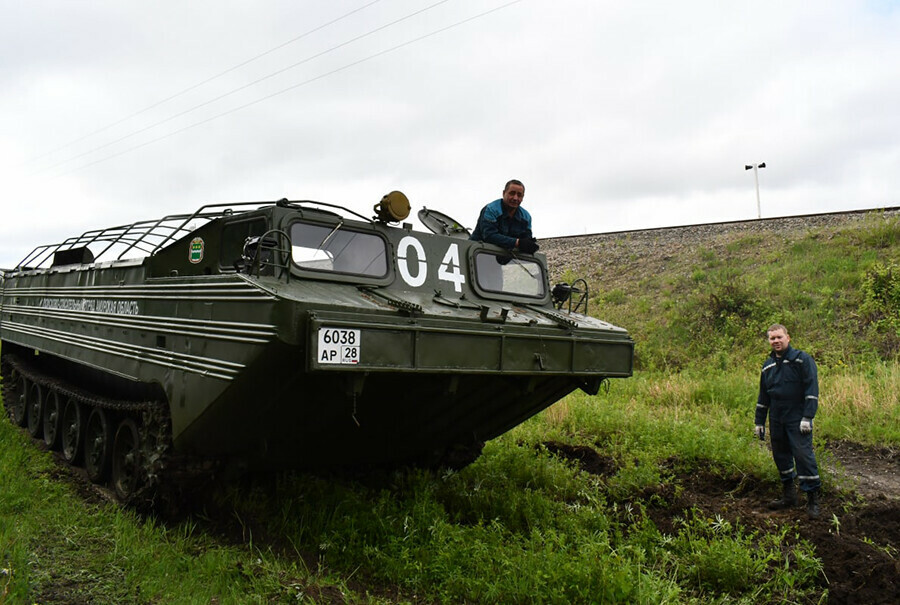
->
768 480 797 510
806 490 820 519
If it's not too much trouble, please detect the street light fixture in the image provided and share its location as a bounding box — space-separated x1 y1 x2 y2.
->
744 162 766 218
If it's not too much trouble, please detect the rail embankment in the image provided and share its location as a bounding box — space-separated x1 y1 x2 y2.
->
541 207 900 283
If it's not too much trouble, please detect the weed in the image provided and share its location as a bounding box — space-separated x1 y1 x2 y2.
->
664 510 819 599
860 536 898 559
698 247 717 264
543 399 571 427
602 288 626 305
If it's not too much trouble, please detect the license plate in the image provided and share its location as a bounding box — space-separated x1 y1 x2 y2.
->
317 328 360 364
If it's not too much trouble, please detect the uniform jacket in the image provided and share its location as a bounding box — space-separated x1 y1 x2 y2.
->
469 199 532 250
756 345 819 425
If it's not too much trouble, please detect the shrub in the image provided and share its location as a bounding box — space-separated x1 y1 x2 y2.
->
860 261 900 358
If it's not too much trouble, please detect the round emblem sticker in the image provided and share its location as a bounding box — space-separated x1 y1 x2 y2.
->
189 237 205 264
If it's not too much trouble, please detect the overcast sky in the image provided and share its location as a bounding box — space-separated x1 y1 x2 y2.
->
2 0 899 268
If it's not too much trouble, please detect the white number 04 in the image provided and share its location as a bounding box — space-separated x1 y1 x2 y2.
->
397 237 466 292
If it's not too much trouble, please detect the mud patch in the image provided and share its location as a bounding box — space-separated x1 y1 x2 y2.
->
542 440 618 477
838 500 900 547
623 461 900 604
800 524 899 604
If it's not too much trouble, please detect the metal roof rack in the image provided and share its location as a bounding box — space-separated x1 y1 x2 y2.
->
12 199 372 271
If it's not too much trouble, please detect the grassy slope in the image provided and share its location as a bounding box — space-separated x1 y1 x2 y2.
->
569 211 900 444
3 212 899 603
576 213 900 370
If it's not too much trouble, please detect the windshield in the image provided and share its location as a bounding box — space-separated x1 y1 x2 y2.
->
290 221 388 277
474 251 546 298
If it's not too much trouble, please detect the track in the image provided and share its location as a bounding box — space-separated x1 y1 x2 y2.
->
1 353 171 505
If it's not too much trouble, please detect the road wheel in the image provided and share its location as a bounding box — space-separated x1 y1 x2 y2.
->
25 381 43 438
112 418 143 502
43 390 63 449
6 371 27 427
84 408 113 483
61 398 84 464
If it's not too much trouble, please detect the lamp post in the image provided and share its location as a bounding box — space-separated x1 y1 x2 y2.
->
744 162 766 219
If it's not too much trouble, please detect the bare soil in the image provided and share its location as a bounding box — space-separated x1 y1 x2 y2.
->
546 439 900 605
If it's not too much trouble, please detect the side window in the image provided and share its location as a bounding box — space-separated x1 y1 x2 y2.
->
290 221 388 277
220 219 267 269
474 251 546 298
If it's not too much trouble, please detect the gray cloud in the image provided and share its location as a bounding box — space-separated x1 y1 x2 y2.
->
2 0 900 267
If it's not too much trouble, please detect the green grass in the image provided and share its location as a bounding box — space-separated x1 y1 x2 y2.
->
0 382 834 604
0 418 368 604
4 212 900 603
1 385 831 604
204 432 823 604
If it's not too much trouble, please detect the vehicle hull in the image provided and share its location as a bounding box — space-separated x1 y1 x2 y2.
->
1 198 633 490
2 265 631 470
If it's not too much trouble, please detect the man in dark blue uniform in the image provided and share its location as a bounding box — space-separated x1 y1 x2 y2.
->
755 324 821 519
470 179 538 254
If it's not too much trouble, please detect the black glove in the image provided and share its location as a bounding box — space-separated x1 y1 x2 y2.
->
518 236 539 254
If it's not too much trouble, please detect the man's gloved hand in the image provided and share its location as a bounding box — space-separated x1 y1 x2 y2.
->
754 425 766 440
799 418 813 434
518 236 539 254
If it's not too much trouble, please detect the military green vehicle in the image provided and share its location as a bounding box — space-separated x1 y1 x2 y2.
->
0 192 632 502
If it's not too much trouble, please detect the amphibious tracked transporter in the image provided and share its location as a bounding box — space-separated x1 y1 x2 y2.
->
0 193 632 502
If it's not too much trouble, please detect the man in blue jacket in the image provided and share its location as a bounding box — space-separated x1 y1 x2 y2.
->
470 179 538 254
755 324 821 519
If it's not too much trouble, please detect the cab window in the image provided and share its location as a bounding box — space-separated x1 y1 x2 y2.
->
474 251 545 298
290 221 388 277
